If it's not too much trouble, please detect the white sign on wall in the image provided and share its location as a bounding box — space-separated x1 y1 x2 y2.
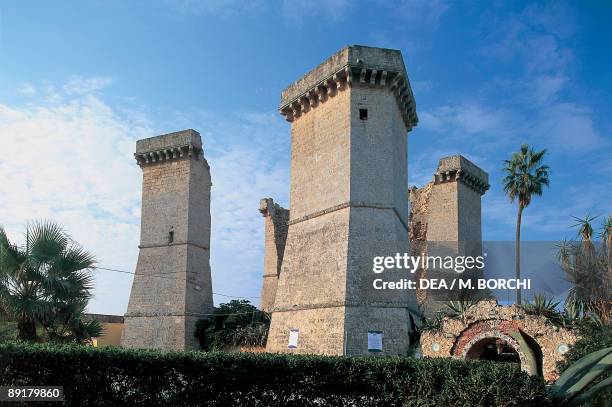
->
368 331 383 352
288 329 299 349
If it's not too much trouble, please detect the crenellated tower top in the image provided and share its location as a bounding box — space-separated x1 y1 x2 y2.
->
279 45 418 131
433 155 490 195
134 129 206 167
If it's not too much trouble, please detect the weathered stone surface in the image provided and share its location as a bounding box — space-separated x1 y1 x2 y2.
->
408 156 489 310
413 155 489 243
259 198 289 313
420 300 578 382
279 45 418 132
121 129 214 351
266 46 418 356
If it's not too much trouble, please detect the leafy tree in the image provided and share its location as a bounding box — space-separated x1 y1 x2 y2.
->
503 144 550 304
0 221 101 342
195 300 269 351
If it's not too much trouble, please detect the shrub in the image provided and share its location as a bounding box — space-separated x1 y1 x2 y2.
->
195 300 269 350
0 342 548 406
558 320 612 370
557 320 612 407
521 293 563 325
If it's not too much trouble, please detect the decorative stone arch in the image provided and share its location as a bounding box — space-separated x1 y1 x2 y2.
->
419 300 578 382
451 320 540 376
459 331 530 374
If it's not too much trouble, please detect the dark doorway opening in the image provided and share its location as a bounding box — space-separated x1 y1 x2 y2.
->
465 337 521 364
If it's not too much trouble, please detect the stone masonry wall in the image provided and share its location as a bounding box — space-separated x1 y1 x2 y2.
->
267 46 418 356
121 130 213 351
408 156 489 309
259 198 289 313
420 300 578 382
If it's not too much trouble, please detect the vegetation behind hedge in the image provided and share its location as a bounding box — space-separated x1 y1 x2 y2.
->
195 300 269 350
557 321 612 407
0 342 548 406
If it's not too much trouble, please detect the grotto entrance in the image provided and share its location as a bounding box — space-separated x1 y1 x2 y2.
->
465 337 521 364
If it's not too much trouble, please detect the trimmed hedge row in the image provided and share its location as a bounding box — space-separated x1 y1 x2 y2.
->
0 342 548 406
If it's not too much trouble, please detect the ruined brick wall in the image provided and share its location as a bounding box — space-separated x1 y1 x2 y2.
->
267 45 419 356
259 198 289 313
121 130 214 351
409 183 432 242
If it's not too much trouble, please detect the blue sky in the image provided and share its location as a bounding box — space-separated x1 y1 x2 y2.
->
0 1 610 314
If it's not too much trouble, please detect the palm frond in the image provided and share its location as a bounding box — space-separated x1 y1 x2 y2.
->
27 220 68 267
0 220 98 342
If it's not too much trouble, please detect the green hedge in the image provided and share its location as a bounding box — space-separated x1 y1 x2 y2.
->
0 342 548 406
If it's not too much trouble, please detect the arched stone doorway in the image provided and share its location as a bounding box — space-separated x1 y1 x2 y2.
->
461 332 529 373
465 337 521 364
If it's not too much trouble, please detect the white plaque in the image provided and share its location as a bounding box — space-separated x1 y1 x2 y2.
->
288 329 299 349
368 331 383 352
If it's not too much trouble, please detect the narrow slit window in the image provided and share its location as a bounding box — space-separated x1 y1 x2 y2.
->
359 108 368 120
168 230 174 244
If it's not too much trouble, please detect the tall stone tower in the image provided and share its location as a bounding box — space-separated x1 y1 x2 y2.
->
121 129 214 351
266 45 419 356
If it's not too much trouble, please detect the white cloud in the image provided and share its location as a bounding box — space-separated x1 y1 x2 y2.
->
63 76 113 94
420 102 510 136
193 112 290 302
18 83 37 96
0 78 291 314
530 103 606 153
0 91 148 316
526 74 568 105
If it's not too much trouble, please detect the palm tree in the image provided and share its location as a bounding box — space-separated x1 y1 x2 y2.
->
572 214 598 258
503 144 550 304
0 221 101 342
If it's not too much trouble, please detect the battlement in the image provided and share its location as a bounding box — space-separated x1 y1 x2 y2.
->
279 45 418 131
134 129 203 166
433 155 489 195
259 197 287 218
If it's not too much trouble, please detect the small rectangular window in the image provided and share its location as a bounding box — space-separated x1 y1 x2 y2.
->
168 230 174 244
359 109 368 120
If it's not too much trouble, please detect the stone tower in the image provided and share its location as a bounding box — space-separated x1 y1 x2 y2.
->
409 155 489 308
121 129 214 351
410 155 489 243
266 45 419 356
259 198 289 313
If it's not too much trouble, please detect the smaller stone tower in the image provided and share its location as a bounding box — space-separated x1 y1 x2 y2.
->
121 129 214 351
421 155 489 243
259 198 289 313
409 155 489 308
